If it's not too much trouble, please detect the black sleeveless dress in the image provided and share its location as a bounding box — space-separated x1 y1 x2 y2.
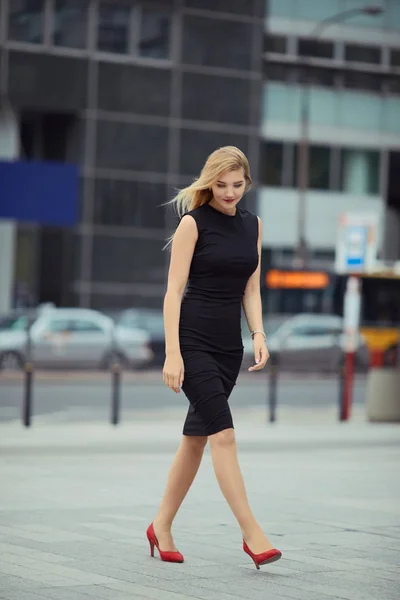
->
179 202 259 437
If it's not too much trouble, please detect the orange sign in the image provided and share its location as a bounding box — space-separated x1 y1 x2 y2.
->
266 270 329 289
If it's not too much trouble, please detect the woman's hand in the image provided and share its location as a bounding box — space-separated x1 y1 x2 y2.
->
248 334 270 372
163 352 184 393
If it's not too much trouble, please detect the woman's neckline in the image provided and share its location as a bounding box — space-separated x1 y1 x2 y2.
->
205 202 238 218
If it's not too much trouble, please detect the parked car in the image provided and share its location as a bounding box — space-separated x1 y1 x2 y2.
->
116 308 165 367
0 307 153 371
242 314 369 373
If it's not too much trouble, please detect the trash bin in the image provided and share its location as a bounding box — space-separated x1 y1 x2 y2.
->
365 366 400 422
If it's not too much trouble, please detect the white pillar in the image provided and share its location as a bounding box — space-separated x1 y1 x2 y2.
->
0 105 20 314
343 150 369 195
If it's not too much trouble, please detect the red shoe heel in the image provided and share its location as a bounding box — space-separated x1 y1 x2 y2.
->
146 523 184 563
243 541 282 570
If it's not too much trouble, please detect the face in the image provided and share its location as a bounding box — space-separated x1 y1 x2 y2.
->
210 168 246 214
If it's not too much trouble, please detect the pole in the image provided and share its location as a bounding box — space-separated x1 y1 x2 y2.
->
22 325 33 427
341 351 355 421
268 354 279 423
341 276 361 421
111 361 121 425
295 84 310 269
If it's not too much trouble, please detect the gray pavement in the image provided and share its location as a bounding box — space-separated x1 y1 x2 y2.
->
1 407 399 600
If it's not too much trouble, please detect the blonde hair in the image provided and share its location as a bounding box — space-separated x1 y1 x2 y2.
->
164 146 252 248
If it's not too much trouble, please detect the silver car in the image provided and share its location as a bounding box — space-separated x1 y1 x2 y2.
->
242 314 369 373
0 307 153 371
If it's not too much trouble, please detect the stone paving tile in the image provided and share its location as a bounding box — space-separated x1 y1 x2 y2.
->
1 593 51 600
0 561 80 587
32 586 152 600
0 542 76 565
0 574 46 590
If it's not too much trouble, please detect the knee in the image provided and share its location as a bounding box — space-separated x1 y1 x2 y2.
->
184 435 208 453
209 428 235 448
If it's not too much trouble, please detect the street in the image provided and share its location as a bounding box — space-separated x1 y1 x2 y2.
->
0 373 367 423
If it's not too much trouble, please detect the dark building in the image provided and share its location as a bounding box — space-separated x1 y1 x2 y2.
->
0 0 265 312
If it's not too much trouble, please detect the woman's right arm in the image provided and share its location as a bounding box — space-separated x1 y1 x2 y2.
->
163 215 198 393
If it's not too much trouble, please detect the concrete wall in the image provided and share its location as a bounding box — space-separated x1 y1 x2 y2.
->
258 187 383 250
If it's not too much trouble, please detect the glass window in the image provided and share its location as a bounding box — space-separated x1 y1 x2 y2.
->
268 0 295 18
47 319 71 332
340 149 380 195
8 51 89 111
182 73 251 125
385 1 400 31
294 0 341 21
182 16 252 71
259 142 283 186
184 0 257 16
92 236 166 284
139 7 171 59
294 145 331 190
71 319 104 332
298 38 334 59
8 0 45 44
52 0 89 49
93 180 166 229
390 49 400 68
294 66 335 87
343 71 380 93
263 64 291 82
345 44 381 65
95 121 168 173
386 77 400 95
0 315 30 331
264 35 287 54
97 2 130 54
97 62 171 116
180 129 249 176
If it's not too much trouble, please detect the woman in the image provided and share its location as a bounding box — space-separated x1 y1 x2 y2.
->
147 146 281 570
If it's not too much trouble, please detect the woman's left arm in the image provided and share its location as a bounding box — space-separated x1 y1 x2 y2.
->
242 216 270 372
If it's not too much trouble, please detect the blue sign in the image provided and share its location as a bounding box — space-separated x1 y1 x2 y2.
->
0 160 78 226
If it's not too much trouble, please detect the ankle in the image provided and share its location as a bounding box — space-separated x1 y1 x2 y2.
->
241 523 262 540
153 517 173 532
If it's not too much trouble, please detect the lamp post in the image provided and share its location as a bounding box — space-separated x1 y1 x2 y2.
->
294 5 384 269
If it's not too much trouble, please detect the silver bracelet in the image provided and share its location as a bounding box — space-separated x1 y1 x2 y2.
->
251 330 266 341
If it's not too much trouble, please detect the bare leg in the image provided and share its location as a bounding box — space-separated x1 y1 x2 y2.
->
209 428 274 554
153 435 207 551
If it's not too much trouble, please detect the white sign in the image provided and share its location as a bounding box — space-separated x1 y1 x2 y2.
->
335 213 378 274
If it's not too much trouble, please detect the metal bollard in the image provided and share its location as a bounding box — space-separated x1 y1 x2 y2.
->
23 362 34 427
338 359 346 421
111 361 121 425
268 354 279 423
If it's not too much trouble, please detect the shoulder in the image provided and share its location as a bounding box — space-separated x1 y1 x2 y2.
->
180 204 208 231
178 213 198 232
239 208 260 229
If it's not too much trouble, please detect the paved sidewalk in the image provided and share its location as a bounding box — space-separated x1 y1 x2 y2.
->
0 411 399 600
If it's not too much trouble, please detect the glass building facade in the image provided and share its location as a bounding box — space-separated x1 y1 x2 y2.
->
260 0 400 268
0 0 264 311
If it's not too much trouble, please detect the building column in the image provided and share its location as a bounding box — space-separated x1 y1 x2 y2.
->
342 150 369 195
0 105 19 314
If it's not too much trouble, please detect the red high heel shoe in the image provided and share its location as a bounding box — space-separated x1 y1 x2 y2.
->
243 541 282 570
146 523 184 563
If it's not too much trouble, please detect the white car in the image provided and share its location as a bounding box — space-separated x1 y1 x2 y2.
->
0 307 153 371
242 314 369 373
